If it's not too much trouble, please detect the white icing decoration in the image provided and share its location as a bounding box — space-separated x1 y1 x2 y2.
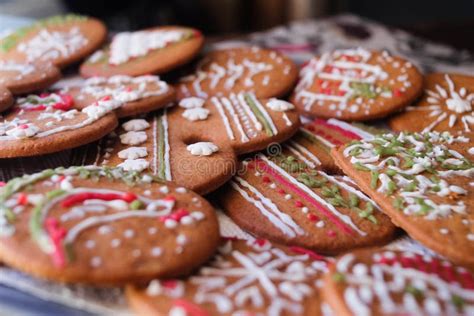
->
182 107 210 121
120 131 147 145
118 159 150 172
118 147 148 160
179 97 205 109
122 119 150 132
186 142 219 156
266 98 294 112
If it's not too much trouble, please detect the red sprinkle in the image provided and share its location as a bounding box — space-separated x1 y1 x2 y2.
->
307 213 319 222
255 239 267 246
17 193 28 205
19 124 29 129
295 201 304 207
61 192 137 207
393 89 403 97
262 176 271 183
0 181 5 187
327 230 336 237
290 246 326 261
44 217 67 268
277 189 285 195
101 95 112 101
173 299 209 316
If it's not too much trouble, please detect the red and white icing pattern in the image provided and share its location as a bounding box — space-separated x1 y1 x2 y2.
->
75 75 169 103
231 153 378 239
179 47 278 98
406 74 474 132
145 239 329 315
107 29 188 65
294 48 411 116
0 93 120 140
17 27 88 63
334 250 474 315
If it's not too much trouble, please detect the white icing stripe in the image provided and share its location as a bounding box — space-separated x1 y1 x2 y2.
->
422 112 448 132
258 154 366 236
345 287 370 316
162 111 172 181
236 93 263 131
231 178 304 237
221 97 249 142
319 171 375 205
247 93 278 135
230 93 257 138
211 97 235 140
282 113 292 126
327 119 374 140
286 144 317 169
288 140 321 166
300 127 336 148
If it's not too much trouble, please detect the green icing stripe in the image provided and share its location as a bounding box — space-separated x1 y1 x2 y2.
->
244 94 273 136
299 128 331 153
1 14 88 52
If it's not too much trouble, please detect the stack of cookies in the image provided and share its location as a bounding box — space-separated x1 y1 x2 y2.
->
0 14 473 316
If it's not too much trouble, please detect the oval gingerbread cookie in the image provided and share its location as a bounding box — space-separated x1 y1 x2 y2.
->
290 48 423 121
0 15 107 69
219 151 396 254
0 91 118 158
324 248 474 316
177 47 298 99
332 131 474 269
0 61 61 95
390 73 474 134
80 26 203 77
74 94 300 194
127 238 330 316
63 75 175 118
0 166 220 285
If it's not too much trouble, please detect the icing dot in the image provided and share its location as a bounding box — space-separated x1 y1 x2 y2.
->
191 212 205 221
148 227 158 235
159 186 169 194
181 216 193 225
90 256 102 267
85 240 96 249
98 225 112 235
352 263 368 276
151 247 163 257
165 219 178 229
176 234 187 245
124 229 135 238
316 221 325 228
302 207 309 213
111 238 121 248
467 234 474 241
175 187 187 193
270 184 277 190
439 228 449 235
284 194 292 200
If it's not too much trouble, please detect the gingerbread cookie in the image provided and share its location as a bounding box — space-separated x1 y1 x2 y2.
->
80 26 203 77
75 94 300 194
0 86 13 112
0 15 106 69
177 47 298 99
332 131 474 269
290 48 423 121
390 73 474 134
324 248 474 316
0 91 118 158
64 75 175 118
127 238 330 316
219 151 396 254
290 118 381 173
0 61 61 95
0 166 220 285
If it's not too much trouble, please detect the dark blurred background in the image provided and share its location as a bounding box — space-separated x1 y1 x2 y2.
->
1 0 474 51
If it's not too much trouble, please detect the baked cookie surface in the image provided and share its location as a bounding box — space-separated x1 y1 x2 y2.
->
0 86 14 112
127 239 330 316
80 26 203 77
390 73 474 134
0 167 220 285
0 15 107 68
332 131 474 269
177 47 298 99
290 48 423 121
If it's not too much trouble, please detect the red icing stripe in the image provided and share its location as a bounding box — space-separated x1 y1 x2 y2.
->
312 118 363 141
289 246 326 261
255 159 356 236
61 192 137 207
173 299 209 316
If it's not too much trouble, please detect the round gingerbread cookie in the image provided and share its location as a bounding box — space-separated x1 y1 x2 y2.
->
176 47 298 100
390 73 474 134
0 92 118 158
290 48 423 121
0 86 13 112
127 238 330 316
332 131 474 270
64 75 175 118
218 152 396 255
0 166 220 285
289 117 383 174
0 14 107 68
324 248 474 316
74 94 300 194
0 61 61 95
80 26 203 77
